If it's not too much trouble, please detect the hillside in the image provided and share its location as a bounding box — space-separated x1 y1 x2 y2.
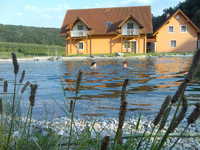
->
153 0 200 31
0 24 65 46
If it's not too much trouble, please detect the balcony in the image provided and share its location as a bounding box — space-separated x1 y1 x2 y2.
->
122 29 139 36
70 30 88 37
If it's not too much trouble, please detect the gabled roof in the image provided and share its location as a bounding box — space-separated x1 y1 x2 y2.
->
70 17 91 30
154 9 200 36
118 15 144 28
61 6 153 35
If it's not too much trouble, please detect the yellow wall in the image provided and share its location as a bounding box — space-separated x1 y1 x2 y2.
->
66 35 147 55
155 12 198 52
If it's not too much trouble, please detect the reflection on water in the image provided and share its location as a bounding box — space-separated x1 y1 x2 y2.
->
0 56 200 119
62 56 199 118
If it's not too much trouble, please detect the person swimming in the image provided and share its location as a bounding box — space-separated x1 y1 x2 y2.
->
123 61 128 68
90 61 97 69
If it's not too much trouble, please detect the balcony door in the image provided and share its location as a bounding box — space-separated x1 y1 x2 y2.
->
130 40 137 53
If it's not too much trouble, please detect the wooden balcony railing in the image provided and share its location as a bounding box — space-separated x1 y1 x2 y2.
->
70 30 88 37
122 29 139 36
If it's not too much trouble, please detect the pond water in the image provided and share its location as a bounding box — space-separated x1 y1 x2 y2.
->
0 56 199 120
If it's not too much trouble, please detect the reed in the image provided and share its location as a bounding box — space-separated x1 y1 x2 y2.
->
168 96 188 133
0 98 3 115
19 70 26 84
3 80 8 93
101 136 110 150
5 53 19 150
171 82 187 103
20 81 30 94
29 84 38 107
153 95 171 126
187 103 200 125
1 50 200 150
114 79 129 145
155 50 200 150
67 70 83 150
169 102 200 149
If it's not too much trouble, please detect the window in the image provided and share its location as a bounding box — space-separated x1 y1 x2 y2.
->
176 15 180 20
124 40 130 49
127 22 134 29
180 25 187 32
78 42 84 50
77 25 84 30
168 26 174 32
170 40 176 48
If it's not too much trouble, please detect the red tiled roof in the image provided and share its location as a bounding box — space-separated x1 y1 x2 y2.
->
61 6 153 35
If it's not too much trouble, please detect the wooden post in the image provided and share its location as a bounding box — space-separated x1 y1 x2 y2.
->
138 36 140 54
86 36 88 54
110 38 112 56
121 36 123 52
144 35 147 53
66 39 68 56
70 38 72 55
89 36 92 57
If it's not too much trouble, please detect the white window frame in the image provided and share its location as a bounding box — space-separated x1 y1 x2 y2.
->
129 40 138 53
77 24 84 30
180 25 187 33
127 22 134 29
170 40 176 48
168 26 174 33
123 40 138 53
78 41 84 50
123 40 130 49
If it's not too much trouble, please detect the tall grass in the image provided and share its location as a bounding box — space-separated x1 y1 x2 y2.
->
0 50 200 150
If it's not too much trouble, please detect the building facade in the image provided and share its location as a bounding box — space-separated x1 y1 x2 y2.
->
153 9 200 53
60 6 153 55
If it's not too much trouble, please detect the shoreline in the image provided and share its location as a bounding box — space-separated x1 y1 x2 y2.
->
0 54 193 62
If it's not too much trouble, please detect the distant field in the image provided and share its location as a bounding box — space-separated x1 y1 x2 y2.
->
0 42 65 58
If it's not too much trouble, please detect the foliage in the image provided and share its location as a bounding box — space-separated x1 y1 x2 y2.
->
0 24 65 46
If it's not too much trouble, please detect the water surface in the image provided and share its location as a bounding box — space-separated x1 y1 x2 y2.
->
0 56 199 120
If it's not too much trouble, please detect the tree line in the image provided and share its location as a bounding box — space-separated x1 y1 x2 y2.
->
0 24 65 46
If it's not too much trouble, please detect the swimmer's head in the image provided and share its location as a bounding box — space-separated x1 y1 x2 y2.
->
90 62 97 68
123 61 128 68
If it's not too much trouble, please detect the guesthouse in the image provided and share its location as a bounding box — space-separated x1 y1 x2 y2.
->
60 6 153 55
152 9 200 52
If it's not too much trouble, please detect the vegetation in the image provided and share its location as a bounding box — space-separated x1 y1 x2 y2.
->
153 0 200 31
67 52 193 57
0 24 65 46
0 42 65 59
0 50 200 149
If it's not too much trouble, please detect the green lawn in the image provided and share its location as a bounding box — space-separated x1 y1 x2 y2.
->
0 42 65 59
0 41 194 59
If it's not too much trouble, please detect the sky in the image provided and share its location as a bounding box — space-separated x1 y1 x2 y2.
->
0 0 185 28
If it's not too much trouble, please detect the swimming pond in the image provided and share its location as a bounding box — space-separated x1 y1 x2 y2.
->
0 56 199 120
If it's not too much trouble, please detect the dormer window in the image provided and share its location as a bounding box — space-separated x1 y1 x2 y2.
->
168 26 174 32
127 22 134 29
77 25 84 30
